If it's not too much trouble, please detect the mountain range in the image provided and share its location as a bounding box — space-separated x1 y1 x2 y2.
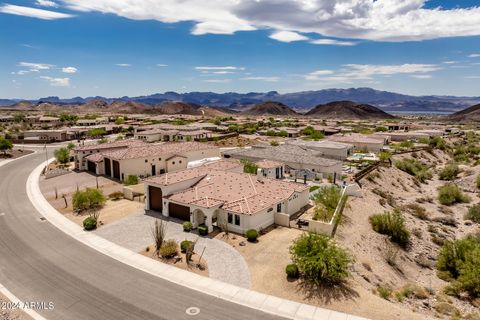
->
1 87 479 113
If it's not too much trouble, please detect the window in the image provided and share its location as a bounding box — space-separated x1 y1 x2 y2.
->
228 213 233 224
172 161 175 165
234 214 240 226
145 159 148 163
277 203 282 212
179 160 182 164
159 158 161 161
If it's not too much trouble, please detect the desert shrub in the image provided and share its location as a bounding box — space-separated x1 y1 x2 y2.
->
438 164 461 181
312 186 342 222
159 239 178 258
183 221 193 232
436 235 480 297
83 216 97 231
289 233 351 284
377 286 392 300
124 175 139 186
476 175 480 189
429 137 447 150
198 224 208 236
395 158 432 183
369 210 410 247
466 205 480 223
241 159 258 174
404 203 429 220
72 188 107 213
379 151 392 162
245 229 259 242
0 136 13 155
395 284 429 302
180 240 193 253
108 191 124 200
285 264 299 278
270 140 279 146
309 185 320 192
438 184 470 206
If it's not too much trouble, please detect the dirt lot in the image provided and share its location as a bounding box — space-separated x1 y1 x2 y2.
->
140 245 208 277
215 226 426 320
0 149 34 159
40 170 144 227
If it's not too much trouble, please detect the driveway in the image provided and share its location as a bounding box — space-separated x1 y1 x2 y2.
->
93 212 252 288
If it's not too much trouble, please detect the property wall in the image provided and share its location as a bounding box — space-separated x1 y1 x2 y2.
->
274 212 290 227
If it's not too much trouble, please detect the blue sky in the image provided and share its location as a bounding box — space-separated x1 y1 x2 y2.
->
1 0 479 99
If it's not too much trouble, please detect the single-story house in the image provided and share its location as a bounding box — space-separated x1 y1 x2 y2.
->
286 140 354 160
329 133 386 153
0 115 14 123
23 129 68 142
223 144 342 179
256 159 285 179
143 160 309 233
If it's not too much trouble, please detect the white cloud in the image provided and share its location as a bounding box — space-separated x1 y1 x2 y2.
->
269 30 309 42
305 63 440 82
62 66 77 73
442 61 458 64
465 76 480 79
0 4 73 20
115 63 131 67
240 76 280 82
60 0 480 42
18 62 52 72
36 0 58 8
16 70 30 75
310 39 356 46
203 79 231 83
156 64 168 67
468 54 480 58
195 66 244 71
40 76 70 87
411 74 432 79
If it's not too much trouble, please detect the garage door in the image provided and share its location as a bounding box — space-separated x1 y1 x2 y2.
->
168 203 190 221
148 186 163 213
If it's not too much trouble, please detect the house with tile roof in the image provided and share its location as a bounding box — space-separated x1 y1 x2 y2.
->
73 139 220 181
143 159 309 233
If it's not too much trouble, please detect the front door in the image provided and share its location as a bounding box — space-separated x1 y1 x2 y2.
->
112 160 120 180
151 165 156 176
105 158 111 177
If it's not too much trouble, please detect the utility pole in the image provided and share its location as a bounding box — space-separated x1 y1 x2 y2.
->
44 143 48 174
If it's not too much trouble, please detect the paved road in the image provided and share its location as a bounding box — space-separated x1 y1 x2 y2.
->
0 150 284 320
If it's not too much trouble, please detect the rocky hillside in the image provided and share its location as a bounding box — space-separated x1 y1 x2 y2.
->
447 104 480 122
305 100 395 119
242 101 298 116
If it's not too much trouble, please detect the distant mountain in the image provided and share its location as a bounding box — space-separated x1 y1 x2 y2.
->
242 101 298 116
305 101 395 119
447 104 480 122
2 88 480 113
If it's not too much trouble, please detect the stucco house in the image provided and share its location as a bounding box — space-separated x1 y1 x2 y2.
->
328 133 386 153
143 160 309 234
286 140 354 160
73 139 220 181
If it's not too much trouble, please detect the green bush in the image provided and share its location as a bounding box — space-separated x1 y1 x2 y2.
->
159 240 178 258
0 136 13 155
83 217 97 231
377 286 392 300
438 183 470 206
285 264 299 278
245 229 259 242
72 188 107 213
312 186 342 222
54 147 70 165
183 221 193 232
198 224 208 236
436 235 480 297
309 185 320 192
465 205 480 223
289 233 351 284
369 210 410 247
241 159 258 174
180 240 193 253
438 164 460 181
395 158 432 183
124 175 139 185
108 191 124 200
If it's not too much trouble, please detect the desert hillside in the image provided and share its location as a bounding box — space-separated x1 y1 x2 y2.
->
305 100 395 119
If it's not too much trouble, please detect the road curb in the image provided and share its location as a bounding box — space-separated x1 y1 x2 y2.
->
0 283 47 320
26 159 367 320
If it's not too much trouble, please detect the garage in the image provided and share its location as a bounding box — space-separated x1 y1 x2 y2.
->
87 161 96 174
148 186 163 213
168 202 190 221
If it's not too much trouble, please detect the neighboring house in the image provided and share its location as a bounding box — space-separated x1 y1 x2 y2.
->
74 140 220 181
135 125 212 142
0 115 14 123
76 117 109 126
372 131 428 142
329 133 386 153
38 116 60 127
256 159 285 179
223 144 342 179
286 140 354 160
23 129 68 142
143 160 309 233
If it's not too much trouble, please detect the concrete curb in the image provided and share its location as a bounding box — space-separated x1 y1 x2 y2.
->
0 150 37 169
26 159 367 320
0 283 47 320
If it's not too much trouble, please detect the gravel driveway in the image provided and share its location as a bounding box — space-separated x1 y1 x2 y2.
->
94 212 251 288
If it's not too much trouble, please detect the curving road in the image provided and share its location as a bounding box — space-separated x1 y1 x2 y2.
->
0 150 284 320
